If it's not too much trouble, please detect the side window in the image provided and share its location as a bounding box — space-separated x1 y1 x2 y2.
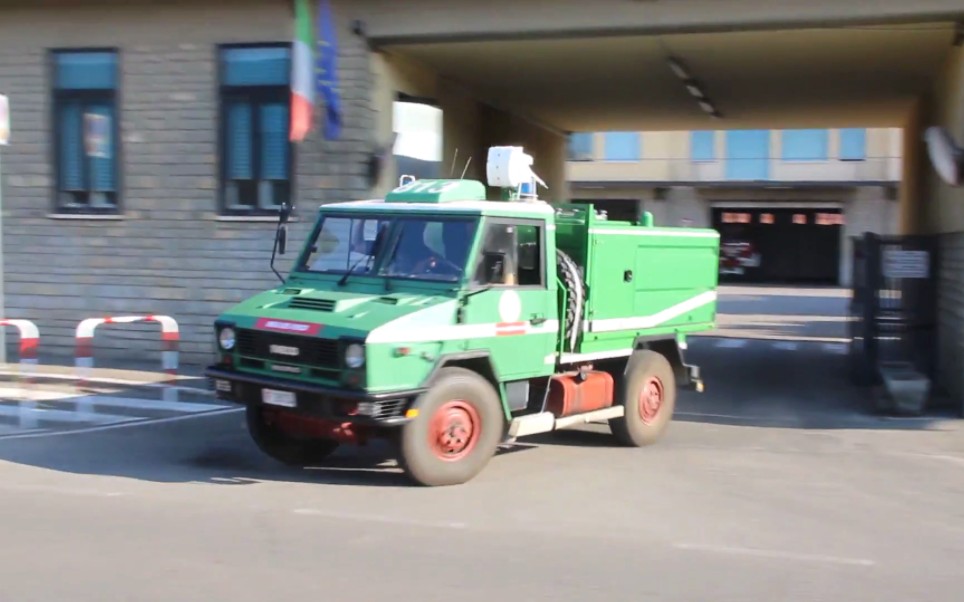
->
472 221 544 287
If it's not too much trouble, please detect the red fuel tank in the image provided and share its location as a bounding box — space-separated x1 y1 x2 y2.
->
545 371 615 418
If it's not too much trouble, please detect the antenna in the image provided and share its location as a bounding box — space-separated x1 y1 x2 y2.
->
449 148 459 178
460 155 473 180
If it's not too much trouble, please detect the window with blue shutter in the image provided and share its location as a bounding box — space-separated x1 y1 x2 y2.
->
690 130 715 161
52 49 119 213
602 132 641 161
839 128 867 161
567 133 594 161
781 129 829 161
219 44 292 214
725 130 770 180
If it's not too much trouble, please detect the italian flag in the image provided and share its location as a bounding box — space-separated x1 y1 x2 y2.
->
290 0 314 142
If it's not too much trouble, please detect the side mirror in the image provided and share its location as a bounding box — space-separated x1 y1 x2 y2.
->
278 201 292 225
277 225 288 256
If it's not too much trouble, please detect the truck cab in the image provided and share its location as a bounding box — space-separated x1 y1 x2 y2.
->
207 146 720 487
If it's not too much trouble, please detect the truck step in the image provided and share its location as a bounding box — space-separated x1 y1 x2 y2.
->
507 405 626 438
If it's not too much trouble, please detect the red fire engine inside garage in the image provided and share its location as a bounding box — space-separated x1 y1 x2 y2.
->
712 207 845 284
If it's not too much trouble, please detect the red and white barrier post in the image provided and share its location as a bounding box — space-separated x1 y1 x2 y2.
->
0 318 40 382
0 319 40 429
75 315 180 399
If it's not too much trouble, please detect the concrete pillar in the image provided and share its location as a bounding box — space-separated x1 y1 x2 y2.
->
664 187 708 228
840 186 897 287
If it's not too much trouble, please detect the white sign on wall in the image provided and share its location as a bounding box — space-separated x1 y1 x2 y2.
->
883 249 930 279
0 94 9 146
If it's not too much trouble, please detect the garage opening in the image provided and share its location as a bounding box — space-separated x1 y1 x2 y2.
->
712 207 844 284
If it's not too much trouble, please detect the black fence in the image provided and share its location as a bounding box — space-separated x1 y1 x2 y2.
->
849 233 940 388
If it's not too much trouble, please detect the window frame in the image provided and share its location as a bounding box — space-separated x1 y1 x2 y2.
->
468 217 547 291
216 42 297 217
48 47 122 216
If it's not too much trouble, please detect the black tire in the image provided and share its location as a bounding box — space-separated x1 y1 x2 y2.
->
245 403 340 466
609 350 676 447
397 367 505 487
556 249 585 352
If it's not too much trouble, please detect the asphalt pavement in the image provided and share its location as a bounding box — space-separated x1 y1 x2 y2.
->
0 285 961 601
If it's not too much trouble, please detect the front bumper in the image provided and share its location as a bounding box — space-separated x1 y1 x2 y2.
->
206 366 425 426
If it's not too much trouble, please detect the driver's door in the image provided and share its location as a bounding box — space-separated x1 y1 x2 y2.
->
460 217 557 381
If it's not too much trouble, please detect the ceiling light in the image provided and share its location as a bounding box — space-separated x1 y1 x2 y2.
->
667 57 690 80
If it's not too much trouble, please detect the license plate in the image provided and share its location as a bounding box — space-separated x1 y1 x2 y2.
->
262 388 296 408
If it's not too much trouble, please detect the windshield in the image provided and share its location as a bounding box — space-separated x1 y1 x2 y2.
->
297 213 478 283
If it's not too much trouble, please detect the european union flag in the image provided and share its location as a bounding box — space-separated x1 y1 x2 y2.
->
315 0 341 140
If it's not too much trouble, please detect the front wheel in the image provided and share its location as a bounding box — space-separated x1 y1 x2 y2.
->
397 367 505 487
609 350 677 447
246 403 340 466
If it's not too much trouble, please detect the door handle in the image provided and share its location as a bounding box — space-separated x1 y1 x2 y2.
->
530 315 547 325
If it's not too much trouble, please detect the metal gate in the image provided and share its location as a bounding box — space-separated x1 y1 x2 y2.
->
849 232 940 387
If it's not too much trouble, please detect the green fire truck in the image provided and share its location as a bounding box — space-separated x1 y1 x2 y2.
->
206 146 721 487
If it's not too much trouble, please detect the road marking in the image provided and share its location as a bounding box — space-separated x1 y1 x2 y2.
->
714 338 747 348
64 395 227 414
772 341 798 351
672 543 875 567
0 407 241 441
0 404 137 425
293 508 469 530
822 343 848 355
0 368 215 396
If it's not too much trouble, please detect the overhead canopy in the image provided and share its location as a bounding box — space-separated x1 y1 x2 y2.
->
380 23 959 132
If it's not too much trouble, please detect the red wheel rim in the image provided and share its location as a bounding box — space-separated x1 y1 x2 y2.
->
428 400 481 461
639 377 664 424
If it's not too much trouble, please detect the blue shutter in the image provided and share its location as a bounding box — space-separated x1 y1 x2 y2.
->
781 129 829 160
55 51 116 90
602 132 640 161
567 133 593 160
260 102 288 180
839 128 866 160
59 101 84 191
725 130 770 180
88 103 115 191
690 130 715 161
226 101 253 180
222 47 290 86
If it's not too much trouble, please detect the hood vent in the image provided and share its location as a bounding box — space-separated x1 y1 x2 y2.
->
375 296 399 305
288 297 336 312
281 288 303 295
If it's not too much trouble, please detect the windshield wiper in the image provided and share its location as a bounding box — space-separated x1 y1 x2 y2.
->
337 255 372 287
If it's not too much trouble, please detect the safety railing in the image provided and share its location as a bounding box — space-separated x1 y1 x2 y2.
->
75 315 180 400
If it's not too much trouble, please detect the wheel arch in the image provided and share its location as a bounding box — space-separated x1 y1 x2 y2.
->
633 336 689 387
422 352 511 420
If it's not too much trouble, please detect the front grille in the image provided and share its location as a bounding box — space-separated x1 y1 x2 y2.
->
236 328 340 369
288 297 336 312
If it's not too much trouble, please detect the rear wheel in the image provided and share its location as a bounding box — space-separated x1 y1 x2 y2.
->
397 367 504 487
609 350 676 447
246 403 340 466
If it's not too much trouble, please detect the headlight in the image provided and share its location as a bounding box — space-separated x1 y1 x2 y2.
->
218 327 236 351
345 343 365 369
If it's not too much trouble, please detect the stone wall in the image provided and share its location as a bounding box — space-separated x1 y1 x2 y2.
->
0 0 375 368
